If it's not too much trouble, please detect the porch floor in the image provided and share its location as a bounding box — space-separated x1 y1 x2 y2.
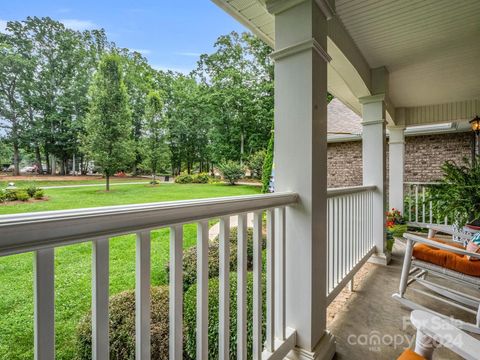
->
328 240 480 359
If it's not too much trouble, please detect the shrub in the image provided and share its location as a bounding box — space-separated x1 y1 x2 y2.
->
33 189 45 199
76 286 170 360
0 190 6 203
218 161 244 185
15 190 30 201
174 173 193 184
166 227 266 291
248 150 266 179
5 189 18 201
184 272 266 360
261 131 274 193
26 184 39 197
192 173 210 184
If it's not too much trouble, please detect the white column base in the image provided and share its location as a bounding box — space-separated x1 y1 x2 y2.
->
368 251 391 266
287 331 335 360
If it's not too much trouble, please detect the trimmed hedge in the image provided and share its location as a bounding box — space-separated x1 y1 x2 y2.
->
184 272 266 360
174 172 211 184
165 227 266 291
76 286 170 360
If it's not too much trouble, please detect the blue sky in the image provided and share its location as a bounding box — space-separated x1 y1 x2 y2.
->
0 0 247 73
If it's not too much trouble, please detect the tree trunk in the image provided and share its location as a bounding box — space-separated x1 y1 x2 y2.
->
12 140 20 176
106 174 110 191
240 132 245 166
35 145 43 173
45 149 51 174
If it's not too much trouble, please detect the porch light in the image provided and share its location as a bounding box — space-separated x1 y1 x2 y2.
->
470 115 480 135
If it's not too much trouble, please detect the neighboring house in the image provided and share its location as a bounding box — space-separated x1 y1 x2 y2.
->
327 98 472 188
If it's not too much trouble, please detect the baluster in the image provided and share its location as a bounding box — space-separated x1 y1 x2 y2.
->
169 225 183 360
408 185 412 222
218 216 230 360
136 232 151 360
252 211 263 360
34 248 55 360
429 200 433 224
237 214 248 360
415 185 419 223
92 238 109 360
275 207 286 341
197 221 209 360
422 187 426 224
328 198 333 293
266 209 275 353
335 197 340 287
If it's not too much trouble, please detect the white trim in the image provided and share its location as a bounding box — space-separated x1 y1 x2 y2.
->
326 185 376 198
270 38 331 62
266 0 305 15
0 192 298 256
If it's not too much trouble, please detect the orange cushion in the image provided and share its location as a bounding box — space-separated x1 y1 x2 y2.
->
413 238 480 277
397 348 426 360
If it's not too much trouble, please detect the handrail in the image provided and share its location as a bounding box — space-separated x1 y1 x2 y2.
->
327 185 376 198
0 192 298 256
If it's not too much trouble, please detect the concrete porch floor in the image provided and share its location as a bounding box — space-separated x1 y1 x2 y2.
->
328 241 480 359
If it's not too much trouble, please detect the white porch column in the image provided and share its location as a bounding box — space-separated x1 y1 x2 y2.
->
268 0 335 359
388 126 405 214
360 95 390 265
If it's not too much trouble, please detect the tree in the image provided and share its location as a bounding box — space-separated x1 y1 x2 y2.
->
83 54 134 191
218 160 244 185
143 91 166 182
0 33 33 175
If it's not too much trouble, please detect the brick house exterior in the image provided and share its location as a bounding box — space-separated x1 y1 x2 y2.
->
327 99 473 188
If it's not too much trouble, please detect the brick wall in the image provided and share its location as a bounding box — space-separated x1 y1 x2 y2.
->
327 132 472 188
327 141 363 188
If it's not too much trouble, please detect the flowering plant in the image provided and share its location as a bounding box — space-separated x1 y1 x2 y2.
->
386 208 406 252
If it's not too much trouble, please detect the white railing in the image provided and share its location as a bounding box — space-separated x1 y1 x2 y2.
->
326 185 377 304
0 192 298 360
405 182 449 228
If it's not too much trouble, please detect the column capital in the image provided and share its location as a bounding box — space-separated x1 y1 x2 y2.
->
267 0 334 19
388 126 405 144
270 38 331 62
358 93 385 105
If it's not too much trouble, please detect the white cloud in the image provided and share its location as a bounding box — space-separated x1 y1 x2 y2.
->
0 19 8 33
60 19 98 31
152 64 192 75
130 49 152 55
176 52 201 57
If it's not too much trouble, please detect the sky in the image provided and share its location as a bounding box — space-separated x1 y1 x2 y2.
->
0 0 248 74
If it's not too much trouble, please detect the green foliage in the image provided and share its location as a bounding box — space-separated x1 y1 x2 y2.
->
15 190 30 201
83 53 134 190
76 286 170 360
262 131 274 193
175 173 193 184
248 150 266 179
166 226 266 291
218 160 244 185
0 190 6 203
174 172 211 184
184 272 266 360
143 90 167 180
33 189 45 199
429 157 480 226
25 183 39 197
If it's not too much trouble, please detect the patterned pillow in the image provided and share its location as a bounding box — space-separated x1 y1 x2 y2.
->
466 233 480 261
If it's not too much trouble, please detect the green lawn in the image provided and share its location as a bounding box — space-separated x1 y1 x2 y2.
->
0 183 261 359
0 177 148 188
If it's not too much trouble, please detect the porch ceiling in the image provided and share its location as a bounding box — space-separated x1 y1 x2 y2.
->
335 0 480 107
212 0 480 115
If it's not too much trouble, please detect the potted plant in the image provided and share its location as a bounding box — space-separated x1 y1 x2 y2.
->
386 208 407 252
429 157 480 229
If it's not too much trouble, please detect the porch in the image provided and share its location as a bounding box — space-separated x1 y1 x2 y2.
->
1 0 480 359
329 242 473 360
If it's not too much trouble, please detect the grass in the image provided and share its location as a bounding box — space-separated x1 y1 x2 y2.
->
0 183 261 359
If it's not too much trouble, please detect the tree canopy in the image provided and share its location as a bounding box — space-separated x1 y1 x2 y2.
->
0 17 334 180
